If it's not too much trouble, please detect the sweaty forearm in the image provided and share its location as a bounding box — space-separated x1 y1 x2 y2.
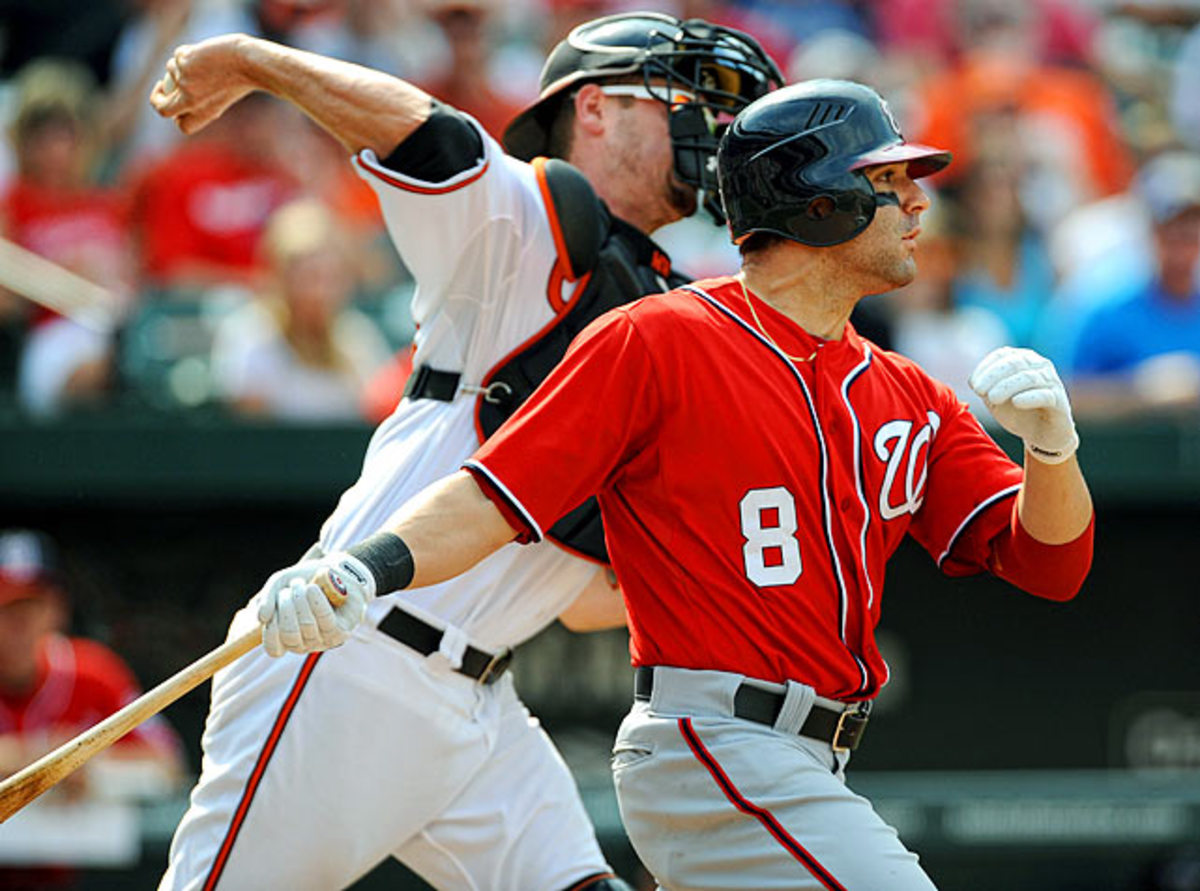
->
236 36 432 156
379 470 519 590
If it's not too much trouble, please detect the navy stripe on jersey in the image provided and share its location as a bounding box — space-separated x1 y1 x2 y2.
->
462 459 545 542
838 347 876 695
678 717 850 891
840 346 875 612
936 482 1021 567
683 285 864 692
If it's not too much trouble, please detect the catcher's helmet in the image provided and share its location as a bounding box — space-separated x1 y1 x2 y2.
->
717 79 951 247
502 12 783 224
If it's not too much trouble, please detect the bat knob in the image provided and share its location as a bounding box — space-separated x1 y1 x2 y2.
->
313 568 348 609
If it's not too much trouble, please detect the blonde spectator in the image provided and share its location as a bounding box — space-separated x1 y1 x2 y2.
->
211 199 390 421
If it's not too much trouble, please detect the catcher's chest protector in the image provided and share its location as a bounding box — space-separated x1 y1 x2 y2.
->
478 159 689 562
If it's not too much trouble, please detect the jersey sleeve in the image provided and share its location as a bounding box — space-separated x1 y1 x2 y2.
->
987 509 1094 600
466 308 660 540
906 389 1025 573
352 104 540 295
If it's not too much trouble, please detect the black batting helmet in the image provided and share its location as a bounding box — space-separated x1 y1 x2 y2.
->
717 79 951 247
502 12 783 224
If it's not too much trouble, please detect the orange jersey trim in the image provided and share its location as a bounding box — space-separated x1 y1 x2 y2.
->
360 156 490 195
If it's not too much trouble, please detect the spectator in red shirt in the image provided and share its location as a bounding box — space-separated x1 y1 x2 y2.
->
0 529 183 780
0 528 184 889
130 91 297 291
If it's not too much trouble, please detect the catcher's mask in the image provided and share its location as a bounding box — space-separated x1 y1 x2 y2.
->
502 12 783 224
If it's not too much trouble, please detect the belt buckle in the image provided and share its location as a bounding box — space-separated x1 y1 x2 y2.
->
477 648 513 685
832 701 872 754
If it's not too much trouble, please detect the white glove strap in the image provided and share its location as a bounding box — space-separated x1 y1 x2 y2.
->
330 553 378 600
1026 428 1080 465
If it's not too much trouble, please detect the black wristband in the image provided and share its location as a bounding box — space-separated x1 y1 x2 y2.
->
347 532 415 594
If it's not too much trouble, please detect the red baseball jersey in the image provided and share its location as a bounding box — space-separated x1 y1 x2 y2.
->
469 276 1025 700
0 634 179 754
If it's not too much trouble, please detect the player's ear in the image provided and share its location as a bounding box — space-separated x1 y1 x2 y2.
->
573 83 609 138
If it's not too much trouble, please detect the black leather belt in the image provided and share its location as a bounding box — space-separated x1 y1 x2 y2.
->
377 607 513 685
403 365 461 401
633 667 870 752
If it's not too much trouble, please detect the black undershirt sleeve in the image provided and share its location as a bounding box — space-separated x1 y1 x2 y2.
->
379 99 486 183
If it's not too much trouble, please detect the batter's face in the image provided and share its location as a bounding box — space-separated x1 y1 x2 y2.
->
839 162 930 292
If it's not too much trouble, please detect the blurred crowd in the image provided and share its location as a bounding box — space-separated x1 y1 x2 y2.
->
1 0 1199 423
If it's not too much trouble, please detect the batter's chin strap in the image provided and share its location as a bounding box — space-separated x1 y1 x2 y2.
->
561 874 636 891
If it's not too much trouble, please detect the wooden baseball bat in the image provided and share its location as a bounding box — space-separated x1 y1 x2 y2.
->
0 627 260 823
0 235 124 333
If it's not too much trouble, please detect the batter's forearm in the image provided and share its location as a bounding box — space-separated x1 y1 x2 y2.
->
234 36 432 157
1016 453 1093 545
382 470 518 589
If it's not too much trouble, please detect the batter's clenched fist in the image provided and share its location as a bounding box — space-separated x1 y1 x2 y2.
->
256 554 376 657
969 346 1079 465
150 35 257 135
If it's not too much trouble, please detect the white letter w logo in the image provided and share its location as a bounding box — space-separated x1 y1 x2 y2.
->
873 411 941 520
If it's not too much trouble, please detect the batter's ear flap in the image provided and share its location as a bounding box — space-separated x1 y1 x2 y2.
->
540 158 605 280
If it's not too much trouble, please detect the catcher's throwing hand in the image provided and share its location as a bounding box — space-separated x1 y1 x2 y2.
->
969 346 1079 465
149 35 257 135
256 554 376 657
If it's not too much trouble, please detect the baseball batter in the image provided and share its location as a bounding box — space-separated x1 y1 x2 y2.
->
269 81 1096 890
150 14 781 891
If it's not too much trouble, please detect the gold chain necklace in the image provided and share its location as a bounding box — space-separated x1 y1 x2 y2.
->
738 276 818 363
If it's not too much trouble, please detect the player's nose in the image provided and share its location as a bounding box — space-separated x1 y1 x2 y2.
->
899 179 931 216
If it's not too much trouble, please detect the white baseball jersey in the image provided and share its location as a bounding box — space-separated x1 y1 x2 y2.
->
321 142 599 650
161 113 625 891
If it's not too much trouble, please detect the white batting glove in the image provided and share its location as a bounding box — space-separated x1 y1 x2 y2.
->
969 347 1079 465
255 559 324 658
256 554 375 657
